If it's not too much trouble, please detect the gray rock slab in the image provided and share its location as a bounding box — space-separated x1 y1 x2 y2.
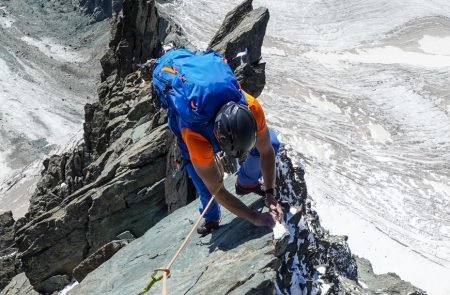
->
0 273 38 295
70 176 277 294
356 256 426 294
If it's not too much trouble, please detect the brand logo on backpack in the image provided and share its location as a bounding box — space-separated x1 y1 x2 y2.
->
190 100 198 111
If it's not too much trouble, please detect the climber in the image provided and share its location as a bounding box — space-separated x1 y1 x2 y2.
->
153 48 284 235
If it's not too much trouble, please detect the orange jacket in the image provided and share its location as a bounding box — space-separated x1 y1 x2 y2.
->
181 91 267 166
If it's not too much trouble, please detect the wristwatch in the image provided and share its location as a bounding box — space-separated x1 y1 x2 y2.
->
264 188 279 209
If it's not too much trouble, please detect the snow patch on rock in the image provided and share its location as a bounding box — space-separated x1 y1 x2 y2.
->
0 6 14 28
58 280 79 295
273 221 289 240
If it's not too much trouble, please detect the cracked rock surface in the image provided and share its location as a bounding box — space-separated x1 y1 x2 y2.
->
0 273 38 295
70 176 278 295
5 1 269 293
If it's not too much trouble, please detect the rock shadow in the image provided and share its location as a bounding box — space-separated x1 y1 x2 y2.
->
207 198 271 253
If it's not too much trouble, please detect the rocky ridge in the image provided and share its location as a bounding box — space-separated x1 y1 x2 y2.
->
1 0 185 292
1 0 268 293
0 0 426 294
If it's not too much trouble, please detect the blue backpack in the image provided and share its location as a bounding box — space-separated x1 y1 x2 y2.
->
152 49 246 127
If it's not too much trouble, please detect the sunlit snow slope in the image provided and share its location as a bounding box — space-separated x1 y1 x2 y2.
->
0 1 109 217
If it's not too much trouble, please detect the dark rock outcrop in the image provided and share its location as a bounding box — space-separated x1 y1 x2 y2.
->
164 134 197 213
0 212 15 251
234 61 266 98
275 149 357 293
73 240 132 282
210 5 269 68
355 256 426 295
209 0 254 50
98 0 193 83
15 120 170 292
77 0 112 23
100 0 160 81
209 0 269 97
0 212 21 291
25 145 91 220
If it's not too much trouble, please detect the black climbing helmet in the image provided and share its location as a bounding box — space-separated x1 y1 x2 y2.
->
214 101 257 158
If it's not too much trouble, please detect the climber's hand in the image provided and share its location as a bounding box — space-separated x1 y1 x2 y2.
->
251 211 276 228
265 194 284 222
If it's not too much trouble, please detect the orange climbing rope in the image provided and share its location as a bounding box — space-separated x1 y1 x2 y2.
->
139 155 225 295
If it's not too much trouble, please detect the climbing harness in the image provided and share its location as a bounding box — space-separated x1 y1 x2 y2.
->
139 155 224 295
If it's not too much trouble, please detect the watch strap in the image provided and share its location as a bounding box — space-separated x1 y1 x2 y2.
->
264 188 276 196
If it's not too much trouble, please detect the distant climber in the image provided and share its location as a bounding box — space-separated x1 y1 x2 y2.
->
153 48 284 235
